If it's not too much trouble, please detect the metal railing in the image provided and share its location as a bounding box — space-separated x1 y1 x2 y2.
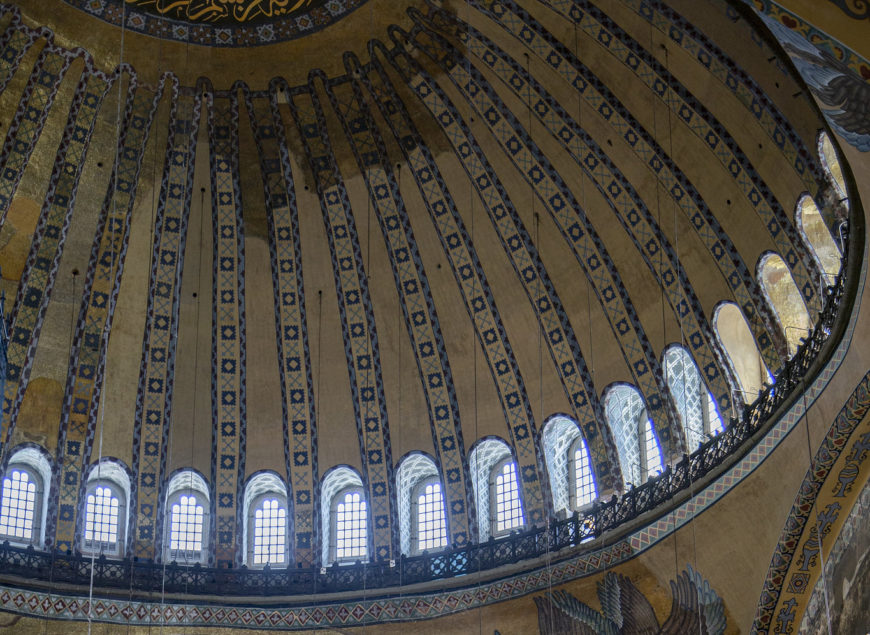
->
0 226 852 597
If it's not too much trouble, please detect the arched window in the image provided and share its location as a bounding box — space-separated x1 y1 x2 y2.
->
320 466 367 565
82 459 131 557
541 416 596 516
163 470 210 564
796 194 841 286
492 458 523 535
0 446 51 547
758 253 813 355
468 437 523 540
396 453 447 555
818 131 847 200
603 384 663 488
242 471 288 567
663 346 725 451
713 303 772 402
570 437 597 509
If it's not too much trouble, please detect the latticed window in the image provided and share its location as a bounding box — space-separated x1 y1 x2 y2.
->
643 420 664 478
572 439 596 508
169 494 205 560
493 460 523 534
84 485 120 552
252 498 286 565
0 468 37 542
334 490 367 560
414 481 447 552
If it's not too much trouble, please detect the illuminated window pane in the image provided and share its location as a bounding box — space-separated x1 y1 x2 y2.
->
0 470 37 540
494 462 523 533
335 491 366 560
84 486 120 550
573 440 596 508
643 420 664 477
416 483 447 552
252 498 286 565
169 494 204 560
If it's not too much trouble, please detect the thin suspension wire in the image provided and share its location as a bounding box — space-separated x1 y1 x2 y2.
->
88 1 127 629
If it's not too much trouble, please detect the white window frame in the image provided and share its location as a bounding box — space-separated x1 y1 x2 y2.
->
489 457 524 538
410 478 448 555
568 437 597 511
82 480 125 557
331 487 368 563
247 493 289 568
80 460 130 558
163 471 210 565
0 446 51 548
0 464 44 547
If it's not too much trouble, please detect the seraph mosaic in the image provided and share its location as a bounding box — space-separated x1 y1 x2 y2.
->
535 566 726 635
60 0 370 46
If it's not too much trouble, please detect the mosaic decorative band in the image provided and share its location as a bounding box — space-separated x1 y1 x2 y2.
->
288 82 397 560
538 0 823 317
325 72 471 546
403 24 685 458
243 84 318 565
60 0 370 47
208 88 247 567
49 73 168 553
0 244 860 629
1 67 112 457
423 6 737 426
131 86 202 560
363 43 620 494
470 0 787 378
0 46 73 225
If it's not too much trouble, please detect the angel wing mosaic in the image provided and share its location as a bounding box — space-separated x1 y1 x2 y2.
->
534 565 726 635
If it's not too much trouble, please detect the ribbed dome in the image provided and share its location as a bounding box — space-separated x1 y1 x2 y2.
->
0 0 860 627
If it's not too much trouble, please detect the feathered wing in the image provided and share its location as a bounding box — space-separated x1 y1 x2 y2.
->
535 588 619 635
814 49 870 136
659 565 726 635
614 574 660 635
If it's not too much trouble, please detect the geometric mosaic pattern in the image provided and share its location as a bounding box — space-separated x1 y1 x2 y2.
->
242 87 319 565
130 87 202 560
0 251 858 627
207 90 247 567
49 76 166 553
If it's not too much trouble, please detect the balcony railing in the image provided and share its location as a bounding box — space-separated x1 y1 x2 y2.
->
0 224 852 597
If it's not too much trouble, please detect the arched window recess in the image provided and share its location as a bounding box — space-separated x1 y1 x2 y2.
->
395 452 448 555
163 469 210 565
541 415 598 517
80 458 132 558
0 444 52 548
468 437 524 541
320 466 368 566
602 384 664 490
242 471 290 568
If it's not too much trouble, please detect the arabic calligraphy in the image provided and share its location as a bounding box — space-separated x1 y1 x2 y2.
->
125 0 317 25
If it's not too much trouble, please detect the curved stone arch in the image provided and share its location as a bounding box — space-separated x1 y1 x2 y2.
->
160 468 211 564
795 193 842 286
241 470 289 567
662 344 726 452
395 452 442 555
818 130 847 201
712 301 772 403
468 436 520 541
756 251 813 356
602 382 664 488
540 415 588 516
319 465 366 566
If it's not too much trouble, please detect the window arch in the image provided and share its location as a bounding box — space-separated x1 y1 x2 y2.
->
713 303 772 402
320 466 367 565
796 194 841 286
663 346 725 451
541 416 596 516
396 453 447 555
0 445 51 547
81 459 131 557
818 131 847 200
603 384 663 488
163 470 210 564
468 437 524 540
757 253 813 355
242 471 289 567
